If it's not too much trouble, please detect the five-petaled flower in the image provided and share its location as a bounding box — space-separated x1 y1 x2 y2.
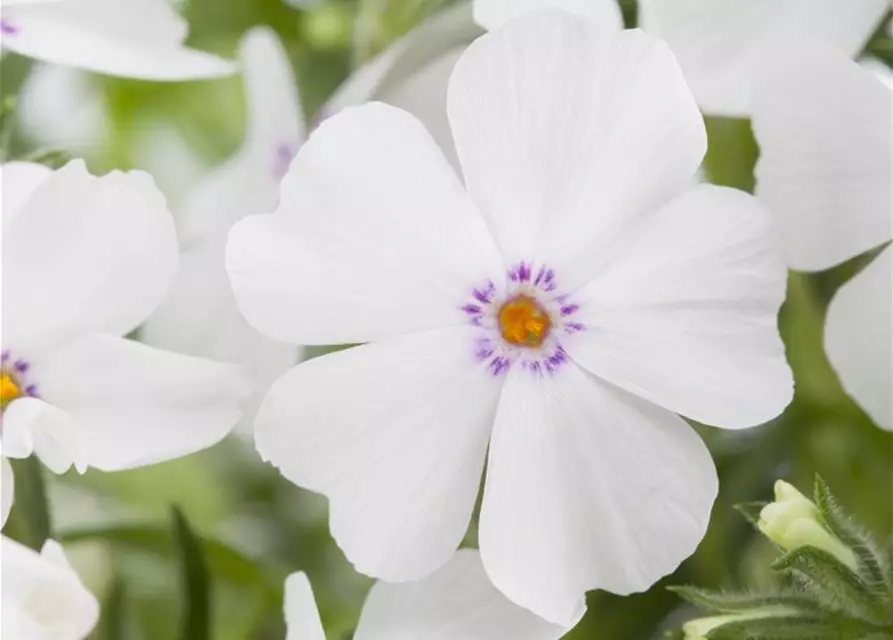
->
227 12 793 625
0 161 248 500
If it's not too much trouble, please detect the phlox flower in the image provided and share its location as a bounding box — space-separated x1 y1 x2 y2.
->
0 0 235 80
638 0 889 116
285 550 575 639
751 36 892 430
0 161 248 503
227 12 793 625
1 536 99 640
141 26 305 423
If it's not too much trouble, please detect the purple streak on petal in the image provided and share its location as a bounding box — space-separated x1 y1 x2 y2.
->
565 322 585 333
1 20 19 36
1 350 9 362
462 304 482 316
13 360 29 374
24 385 38 397
518 262 531 283
272 141 300 180
561 304 579 316
490 357 510 376
473 282 495 304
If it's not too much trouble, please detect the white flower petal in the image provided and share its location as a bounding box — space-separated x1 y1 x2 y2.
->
639 0 889 116
2 397 88 474
564 185 793 429
283 572 326 640
825 247 892 431
753 36 893 271
473 0 623 32
141 238 298 425
2 161 178 350
1 161 52 226
1 536 99 640
254 327 501 581
33 334 247 471
480 364 717 626
355 549 573 640
226 103 504 346
2 456 14 527
2 0 236 80
447 16 705 286
18 64 110 160
178 26 304 244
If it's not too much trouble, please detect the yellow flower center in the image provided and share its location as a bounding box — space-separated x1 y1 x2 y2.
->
1 373 21 410
498 295 551 347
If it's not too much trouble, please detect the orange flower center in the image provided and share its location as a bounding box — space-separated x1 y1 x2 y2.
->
0 373 21 410
498 295 551 347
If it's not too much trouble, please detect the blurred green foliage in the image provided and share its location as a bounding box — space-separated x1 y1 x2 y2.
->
1 1 891 639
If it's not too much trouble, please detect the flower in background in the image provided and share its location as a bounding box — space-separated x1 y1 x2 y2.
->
1 160 248 511
227 13 793 624
1 536 99 640
0 0 235 80
638 0 889 116
141 26 305 426
751 36 892 431
285 549 576 639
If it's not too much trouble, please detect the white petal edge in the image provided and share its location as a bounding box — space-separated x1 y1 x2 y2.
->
447 15 706 287
564 184 793 429
1 536 99 640
2 0 236 80
254 327 501 581
32 334 248 471
480 364 717 626
283 572 327 640
226 102 504 346
825 246 892 431
2 161 179 350
355 548 574 640
753 35 893 271
2 397 89 474
473 0 623 32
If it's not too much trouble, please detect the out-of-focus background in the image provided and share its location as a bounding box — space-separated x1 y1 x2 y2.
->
1 1 891 638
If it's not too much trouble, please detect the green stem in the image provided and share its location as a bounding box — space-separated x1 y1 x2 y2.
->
10 456 54 549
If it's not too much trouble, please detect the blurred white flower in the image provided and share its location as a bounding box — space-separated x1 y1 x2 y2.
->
0 0 236 80
284 549 575 639
228 14 793 625
141 27 304 427
0 160 248 487
752 37 892 431
1 455 13 526
1 536 99 640
638 0 889 116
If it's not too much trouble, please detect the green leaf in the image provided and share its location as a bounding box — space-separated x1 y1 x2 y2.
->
773 546 889 625
706 616 877 640
23 147 71 169
98 573 128 640
9 457 53 550
60 523 281 593
814 475 890 592
734 501 768 527
669 586 823 614
171 507 211 640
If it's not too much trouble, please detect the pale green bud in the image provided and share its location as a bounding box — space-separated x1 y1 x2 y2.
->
682 607 799 640
757 480 858 571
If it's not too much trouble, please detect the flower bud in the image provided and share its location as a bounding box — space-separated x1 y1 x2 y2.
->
757 480 858 571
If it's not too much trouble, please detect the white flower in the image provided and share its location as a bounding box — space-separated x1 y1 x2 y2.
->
0 160 248 487
638 0 889 116
751 36 892 431
284 550 575 639
141 26 304 425
0 0 236 80
1 536 99 640
472 0 622 32
227 14 793 624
